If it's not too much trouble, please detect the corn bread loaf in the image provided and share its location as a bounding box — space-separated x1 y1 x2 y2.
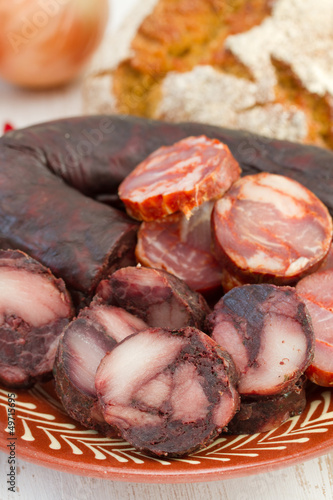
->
83 0 333 148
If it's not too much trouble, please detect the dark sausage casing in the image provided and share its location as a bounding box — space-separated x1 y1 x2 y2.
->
0 144 138 305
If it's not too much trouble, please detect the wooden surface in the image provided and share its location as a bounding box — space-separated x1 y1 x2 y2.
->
1 1 333 498
1 450 333 500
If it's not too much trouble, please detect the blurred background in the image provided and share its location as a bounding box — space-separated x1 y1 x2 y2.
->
0 0 137 130
1 0 332 148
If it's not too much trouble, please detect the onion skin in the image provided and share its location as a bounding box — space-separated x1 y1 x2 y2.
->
0 0 109 89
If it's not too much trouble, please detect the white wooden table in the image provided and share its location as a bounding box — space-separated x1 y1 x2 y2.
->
1 450 333 500
1 1 333 498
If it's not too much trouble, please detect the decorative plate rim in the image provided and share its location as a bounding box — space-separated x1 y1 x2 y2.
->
1 381 333 483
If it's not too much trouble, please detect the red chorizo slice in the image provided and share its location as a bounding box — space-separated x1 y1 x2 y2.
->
0 249 74 388
212 173 333 289
95 327 239 457
95 265 210 330
135 201 222 294
54 302 148 435
296 269 333 386
206 284 314 397
118 135 241 221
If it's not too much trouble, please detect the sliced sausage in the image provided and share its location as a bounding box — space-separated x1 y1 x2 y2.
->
3 115 333 219
1 116 333 302
212 173 332 290
53 302 148 435
0 249 74 388
118 135 241 221
206 284 314 397
135 201 223 295
227 377 307 435
296 269 333 386
95 326 239 457
95 266 210 330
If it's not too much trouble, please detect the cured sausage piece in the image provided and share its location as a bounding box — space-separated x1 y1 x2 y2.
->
0 250 74 388
95 266 210 330
227 377 307 435
118 135 241 221
135 201 223 295
296 269 333 386
212 173 332 290
3 115 333 218
53 302 148 435
0 146 138 306
95 326 239 457
0 116 332 301
206 284 314 397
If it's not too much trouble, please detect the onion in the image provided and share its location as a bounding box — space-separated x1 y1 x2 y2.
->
0 0 109 89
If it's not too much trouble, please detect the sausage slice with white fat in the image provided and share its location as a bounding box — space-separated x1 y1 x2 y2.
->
54 302 148 435
0 249 74 388
95 266 210 330
212 173 332 290
296 269 333 386
206 284 314 397
118 135 241 221
95 327 239 457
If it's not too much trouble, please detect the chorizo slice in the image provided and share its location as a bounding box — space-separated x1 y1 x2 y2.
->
212 173 332 290
227 377 307 435
118 135 241 221
296 269 333 386
135 201 223 295
0 249 74 388
206 284 314 397
54 302 148 435
95 326 239 457
95 265 210 330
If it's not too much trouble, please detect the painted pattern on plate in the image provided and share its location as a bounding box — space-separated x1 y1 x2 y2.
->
1 380 333 480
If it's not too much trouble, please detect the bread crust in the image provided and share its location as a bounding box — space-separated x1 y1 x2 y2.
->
83 0 333 148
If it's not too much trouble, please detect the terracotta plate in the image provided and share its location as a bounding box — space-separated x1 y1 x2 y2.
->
0 381 333 483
